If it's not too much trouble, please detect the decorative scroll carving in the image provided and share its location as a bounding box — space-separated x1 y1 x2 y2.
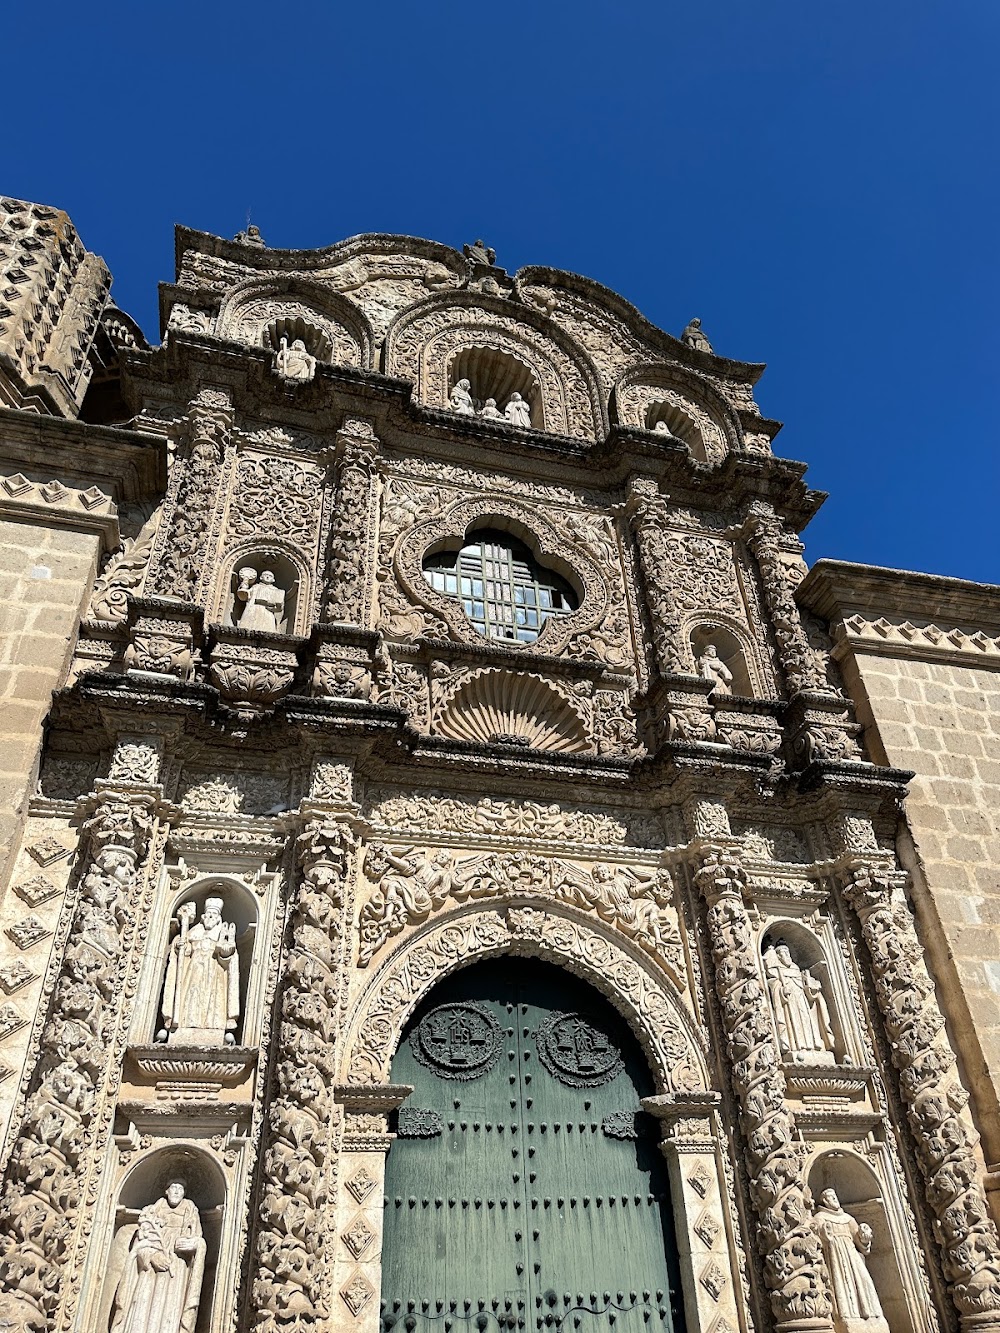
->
323 432 378 625
624 479 687 676
87 508 161 624
226 454 323 546
0 792 156 1332
843 863 1000 1322
345 906 703 1095
251 820 354 1331
151 392 231 601
357 847 682 982
744 510 828 695
694 852 833 1329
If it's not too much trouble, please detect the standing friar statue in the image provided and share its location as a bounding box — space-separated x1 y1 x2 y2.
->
811 1189 889 1333
110 1179 206 1333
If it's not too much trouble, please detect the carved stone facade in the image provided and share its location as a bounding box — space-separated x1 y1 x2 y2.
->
0 195 996 1333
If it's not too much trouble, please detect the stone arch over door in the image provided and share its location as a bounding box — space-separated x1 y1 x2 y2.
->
340 904 707 1094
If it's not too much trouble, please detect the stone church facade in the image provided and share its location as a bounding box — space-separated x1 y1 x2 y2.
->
0 195 997 1333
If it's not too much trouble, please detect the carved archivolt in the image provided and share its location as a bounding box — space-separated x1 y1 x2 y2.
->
434 669 589 752
394 495 610 655
612 363 742 463
342 903 706 1094
215 277 374 370
384 294 605 440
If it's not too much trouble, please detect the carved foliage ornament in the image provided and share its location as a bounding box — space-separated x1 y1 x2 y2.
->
226 452 323 546
843 865 1000 1317
0 796 155 1330
694 853 832 1327
251 821 354 1330
393 496 609 656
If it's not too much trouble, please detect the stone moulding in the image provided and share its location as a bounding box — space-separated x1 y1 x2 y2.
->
341 902 706 1096
129 1044 258 1083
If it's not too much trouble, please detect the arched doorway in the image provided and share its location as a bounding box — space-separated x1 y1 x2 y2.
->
382 959 685 1333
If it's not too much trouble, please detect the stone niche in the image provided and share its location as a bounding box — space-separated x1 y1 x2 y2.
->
217 550 302 637
94 1145 226 1333
807 1149 928 1333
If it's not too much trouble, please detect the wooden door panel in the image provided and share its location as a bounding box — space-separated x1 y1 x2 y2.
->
382 961 683 1333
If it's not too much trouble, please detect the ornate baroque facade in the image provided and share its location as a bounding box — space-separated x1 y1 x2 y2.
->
0 197 997 1333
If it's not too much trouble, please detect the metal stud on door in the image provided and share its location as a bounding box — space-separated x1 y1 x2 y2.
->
382 961 684 1333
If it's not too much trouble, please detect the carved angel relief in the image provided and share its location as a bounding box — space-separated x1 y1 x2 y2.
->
357 845 683 982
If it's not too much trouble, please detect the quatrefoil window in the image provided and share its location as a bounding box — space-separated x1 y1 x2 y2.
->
422 528 578 644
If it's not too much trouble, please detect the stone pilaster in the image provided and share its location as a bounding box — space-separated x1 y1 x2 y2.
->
841 860 1000 1332
148 387 233 602
322 418 380 628
623 476 686 678
0 738 169 1332
645 1091 753 1333
251 813 356 1331
694 848 833 1333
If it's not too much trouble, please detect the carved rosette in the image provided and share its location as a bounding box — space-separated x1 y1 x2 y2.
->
743 511 827 696
842 863 1000 1326
624 479 687 677
251 820 355 1330
149 390 232 601
694 852 833 1330
0 790 157 1332
322 426 379 626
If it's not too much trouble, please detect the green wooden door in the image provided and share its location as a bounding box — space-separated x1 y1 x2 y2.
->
382 960 684 1333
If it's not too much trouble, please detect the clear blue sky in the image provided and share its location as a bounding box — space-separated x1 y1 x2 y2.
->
6 2 997 582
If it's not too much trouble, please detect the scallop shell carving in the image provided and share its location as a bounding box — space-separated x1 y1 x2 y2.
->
436 671 588 753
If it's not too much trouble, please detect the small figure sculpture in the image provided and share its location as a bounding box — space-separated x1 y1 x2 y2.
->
275 337 316 382
464 239 497 267
449 378 476 415
480 398 503 420
698 644 734 696
763 941 836 1064
233 223 265 247
159 898 240 1046
110 1179 206 1333
236 569 286 634
504 392 532 428
812 1189 889 1333
653 420 672 435
681 317 713 354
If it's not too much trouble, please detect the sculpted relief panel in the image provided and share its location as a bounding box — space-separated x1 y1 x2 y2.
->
356 845 684 983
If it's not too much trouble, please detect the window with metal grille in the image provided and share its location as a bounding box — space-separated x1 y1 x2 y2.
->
422 529 578 644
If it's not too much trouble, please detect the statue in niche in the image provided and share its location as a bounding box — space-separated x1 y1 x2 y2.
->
653 420 672 435
236 568 286 634
110 1179 206 1333
275 336 316 382
811 1189 889 1333
449 378 475 414
681 317 713 353
698 644 734 696
480 397 503 420
158 898 240 1046
763 940 836 1064
504 392 532 427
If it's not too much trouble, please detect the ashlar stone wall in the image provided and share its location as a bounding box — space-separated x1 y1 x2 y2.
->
798 560 1000 1196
